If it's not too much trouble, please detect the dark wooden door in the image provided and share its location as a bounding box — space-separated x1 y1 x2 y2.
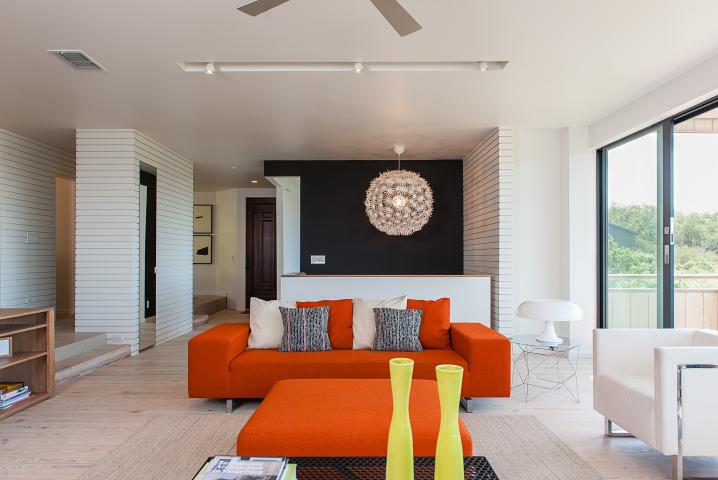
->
246 198 277 305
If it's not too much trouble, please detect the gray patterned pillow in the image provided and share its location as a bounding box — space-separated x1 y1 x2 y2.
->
278 306 331 352
372 308 423 352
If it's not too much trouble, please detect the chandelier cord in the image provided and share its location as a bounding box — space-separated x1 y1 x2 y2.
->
397 152 401 170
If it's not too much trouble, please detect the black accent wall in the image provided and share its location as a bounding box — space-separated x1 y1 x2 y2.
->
264 160 463 275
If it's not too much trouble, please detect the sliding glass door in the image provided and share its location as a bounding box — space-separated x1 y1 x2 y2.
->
673 106 718 330
602 128 663 328
599 97 718 329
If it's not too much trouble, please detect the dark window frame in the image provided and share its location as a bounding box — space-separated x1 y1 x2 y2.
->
596 95 718 329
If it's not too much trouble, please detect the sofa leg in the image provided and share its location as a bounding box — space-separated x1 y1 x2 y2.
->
672 455 683 480
604 418 633 437
460 397 474 413
226 399 241 413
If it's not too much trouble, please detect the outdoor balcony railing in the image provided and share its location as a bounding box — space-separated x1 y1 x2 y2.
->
607 274 718 329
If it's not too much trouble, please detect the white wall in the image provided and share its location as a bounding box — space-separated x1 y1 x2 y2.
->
589 51 718 148
268 176 301 299
216 188 238 308
563 126 597 348
192 191 218 296
0 129 75 308
75 129 193 354
512 129 564 335
193 187 276 310
508 127 596 348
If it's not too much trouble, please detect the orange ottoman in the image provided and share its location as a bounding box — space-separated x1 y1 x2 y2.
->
236 378 473 457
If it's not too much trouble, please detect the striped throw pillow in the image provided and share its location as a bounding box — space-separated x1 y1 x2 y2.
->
372 308 423 352
278 306 332 352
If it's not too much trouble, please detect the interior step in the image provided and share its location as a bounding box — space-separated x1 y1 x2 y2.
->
193 295 227 316
55 344 131 385
193 314 209 328
55 331 107 362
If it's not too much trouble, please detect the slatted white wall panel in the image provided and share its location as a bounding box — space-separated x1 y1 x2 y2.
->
0 129 74 308
463 128 514 333
75 129 192 354
133 132 193 346
75 130 140 352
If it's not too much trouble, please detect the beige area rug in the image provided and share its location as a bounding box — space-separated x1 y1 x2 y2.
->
79 414 601 480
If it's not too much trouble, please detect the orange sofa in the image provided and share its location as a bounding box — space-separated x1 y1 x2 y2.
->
188 322 511 410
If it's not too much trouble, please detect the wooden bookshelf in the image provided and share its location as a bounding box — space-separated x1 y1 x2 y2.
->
0 308 54 420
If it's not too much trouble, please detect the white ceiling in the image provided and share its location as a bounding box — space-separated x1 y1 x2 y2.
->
2 0 718 190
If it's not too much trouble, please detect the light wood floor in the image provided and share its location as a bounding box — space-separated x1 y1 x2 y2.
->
0 318 715 480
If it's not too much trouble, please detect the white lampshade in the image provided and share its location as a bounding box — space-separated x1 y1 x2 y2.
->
516 299 582 344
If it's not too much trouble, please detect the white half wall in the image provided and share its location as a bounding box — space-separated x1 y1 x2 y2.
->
0 129 74 308
75 129 193 354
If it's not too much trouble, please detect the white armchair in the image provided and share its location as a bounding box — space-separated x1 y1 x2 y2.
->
593 328 718 479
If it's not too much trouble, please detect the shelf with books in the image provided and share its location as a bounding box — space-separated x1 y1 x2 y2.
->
0 308 55 420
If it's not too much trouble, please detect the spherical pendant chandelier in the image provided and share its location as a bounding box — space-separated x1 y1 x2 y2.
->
365 145 433 236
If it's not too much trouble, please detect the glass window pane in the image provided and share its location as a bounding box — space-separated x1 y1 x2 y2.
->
606 130 661 328
673 108 718 329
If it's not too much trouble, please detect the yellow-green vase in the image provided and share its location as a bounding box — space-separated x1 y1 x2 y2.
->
434 364 464 480
386 358 414 480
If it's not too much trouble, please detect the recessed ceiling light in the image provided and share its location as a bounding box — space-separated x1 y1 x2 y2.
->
231 166 239 170
179 61 509 73
251 180 258 184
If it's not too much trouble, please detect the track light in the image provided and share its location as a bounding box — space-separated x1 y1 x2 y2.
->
180 61 509 74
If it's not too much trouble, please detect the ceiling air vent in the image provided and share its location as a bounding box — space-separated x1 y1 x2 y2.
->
48 50 106 71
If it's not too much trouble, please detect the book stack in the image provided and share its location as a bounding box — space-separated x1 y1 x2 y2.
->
0 382 31 409
194 456 297 480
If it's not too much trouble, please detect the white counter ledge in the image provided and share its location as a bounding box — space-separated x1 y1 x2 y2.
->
280 274 490 326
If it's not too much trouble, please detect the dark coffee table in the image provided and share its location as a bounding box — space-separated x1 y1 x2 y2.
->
288 456 498 479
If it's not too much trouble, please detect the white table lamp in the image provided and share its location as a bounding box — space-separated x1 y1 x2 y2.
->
516 299 583 344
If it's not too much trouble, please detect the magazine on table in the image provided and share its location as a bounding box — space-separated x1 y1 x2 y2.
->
195 456 288 480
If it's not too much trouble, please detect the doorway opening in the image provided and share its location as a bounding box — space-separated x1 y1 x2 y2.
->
55 176 75 322
140 169 157 351
245 197 277 306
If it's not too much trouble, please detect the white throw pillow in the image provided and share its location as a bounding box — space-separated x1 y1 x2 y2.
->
248 297 296 349
352 296 408 349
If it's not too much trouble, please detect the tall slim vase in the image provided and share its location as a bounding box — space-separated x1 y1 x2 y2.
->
386 358 415 480
434 364 464 480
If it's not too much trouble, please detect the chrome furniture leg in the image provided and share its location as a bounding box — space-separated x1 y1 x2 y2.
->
604 418 633 437
674 364 718 480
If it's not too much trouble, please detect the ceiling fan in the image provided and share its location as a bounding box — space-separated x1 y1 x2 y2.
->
237 0 422 37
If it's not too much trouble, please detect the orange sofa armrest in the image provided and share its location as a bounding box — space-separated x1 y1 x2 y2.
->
451 323 511 397
188 323 250 398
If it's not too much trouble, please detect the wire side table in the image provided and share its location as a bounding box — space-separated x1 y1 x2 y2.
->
510 335 581 402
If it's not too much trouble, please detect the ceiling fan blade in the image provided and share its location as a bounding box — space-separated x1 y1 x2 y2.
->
368 0 422 36
238 0 291 16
